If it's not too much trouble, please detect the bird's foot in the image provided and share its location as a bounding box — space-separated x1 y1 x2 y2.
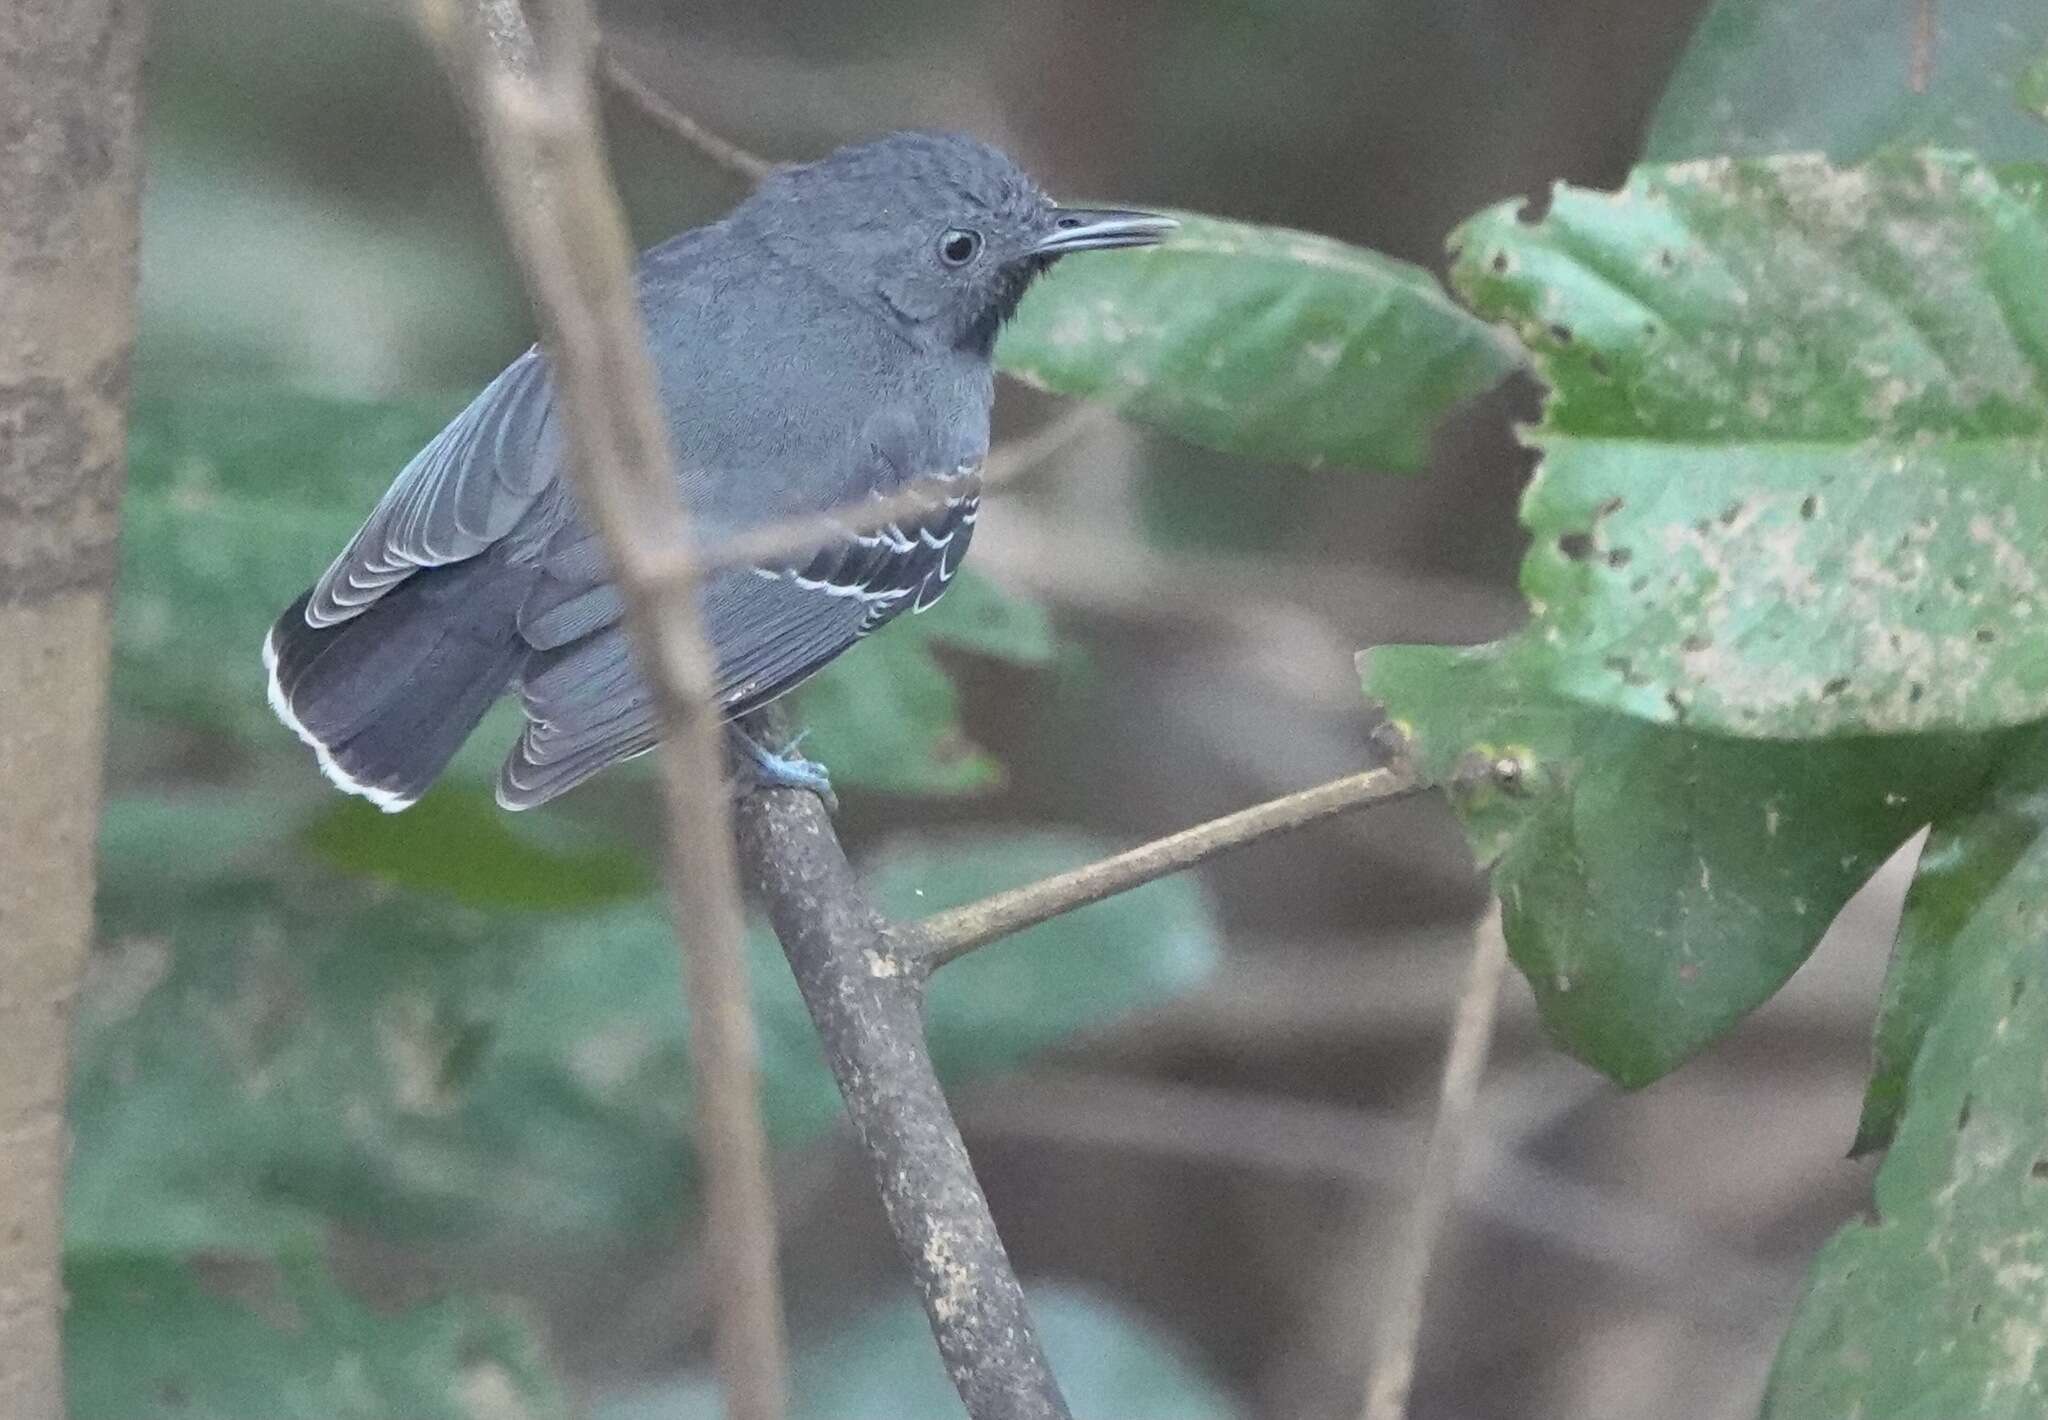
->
730 725 837 811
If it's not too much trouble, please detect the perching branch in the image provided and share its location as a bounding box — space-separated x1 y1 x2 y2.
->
420 4 790 1418
735 785 1074 1420
0 4 148 1417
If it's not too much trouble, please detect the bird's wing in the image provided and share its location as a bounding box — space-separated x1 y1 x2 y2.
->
749 402 983 625
499 408 981 809
305 349 557 628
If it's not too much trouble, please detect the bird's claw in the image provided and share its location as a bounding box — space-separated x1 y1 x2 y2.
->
732 726 837 811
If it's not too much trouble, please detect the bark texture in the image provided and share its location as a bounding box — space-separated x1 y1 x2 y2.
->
0 2 150 1414
734 787 1073 1420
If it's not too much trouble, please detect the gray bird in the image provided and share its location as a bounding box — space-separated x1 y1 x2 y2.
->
264 131 1172 811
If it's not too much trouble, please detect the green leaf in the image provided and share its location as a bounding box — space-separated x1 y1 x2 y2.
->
302 786 652 910
1764 828 2048 1417
1449 153 2048 738
1647 0 2048 163
793 569 1055 796
1365 640 2003 1085
1000 210 1519 472
67 1248 566 1420
1856 726 2048 1153
865 831 1222 1079
594 1283 1239 1420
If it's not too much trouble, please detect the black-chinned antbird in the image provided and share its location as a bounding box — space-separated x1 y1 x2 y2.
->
264 131 1172 810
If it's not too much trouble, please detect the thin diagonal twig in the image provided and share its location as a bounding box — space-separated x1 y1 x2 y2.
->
420 3 789 1416
1360 899 1510 1420
599 48 775 181
914 761 1431 967
1909 0 1936 94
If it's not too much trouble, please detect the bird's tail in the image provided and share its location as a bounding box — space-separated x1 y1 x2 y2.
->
263 560 528 812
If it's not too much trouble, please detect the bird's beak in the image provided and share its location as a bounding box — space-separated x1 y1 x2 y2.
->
1033 207 1178 257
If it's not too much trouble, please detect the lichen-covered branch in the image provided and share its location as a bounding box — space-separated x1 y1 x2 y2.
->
734 786 1074 1420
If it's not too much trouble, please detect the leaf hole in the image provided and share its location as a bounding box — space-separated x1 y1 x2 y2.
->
1821 676 1850 698
2031 1159 2048 1181
1908 681 1926 704
1606 547 1632 569
1681 633 1712 653
1556 531 1596 562
1719 502 1744 526
1958 1093 1973 1132
1593 496 1626 520
1603 655 1649 687
1799 494 1819 520
1657 248 1677 271
1972 1303 1987 1324
2012 977 2027 1009
1663 690 1688 721
1976 627 1996 644
1489 250 1510 275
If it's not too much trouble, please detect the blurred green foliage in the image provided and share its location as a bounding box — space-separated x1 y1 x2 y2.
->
67 1250 568 1420
1647 0 2048 163
73 774 1220 1408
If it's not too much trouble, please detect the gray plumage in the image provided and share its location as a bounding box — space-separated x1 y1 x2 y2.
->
265 131 1171 811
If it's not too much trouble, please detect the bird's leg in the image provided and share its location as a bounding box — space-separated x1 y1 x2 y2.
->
728 717 837 811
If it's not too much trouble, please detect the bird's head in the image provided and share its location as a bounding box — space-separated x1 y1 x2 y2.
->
737 131 1174 356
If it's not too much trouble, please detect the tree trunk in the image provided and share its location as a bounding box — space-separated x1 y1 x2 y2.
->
0 2 150 1415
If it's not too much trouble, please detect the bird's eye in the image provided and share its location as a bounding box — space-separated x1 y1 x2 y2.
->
938 228 983 266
